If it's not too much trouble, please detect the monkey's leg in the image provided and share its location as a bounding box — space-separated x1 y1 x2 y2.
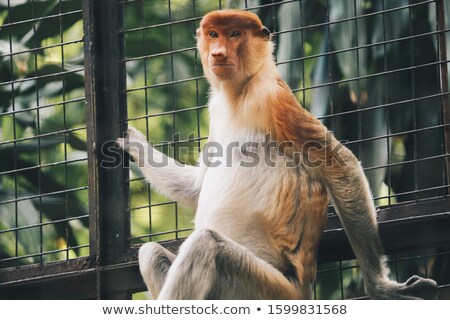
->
157 229 301 300
139 242 176 299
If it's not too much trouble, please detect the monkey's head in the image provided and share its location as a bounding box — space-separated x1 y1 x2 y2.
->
197 10 272 84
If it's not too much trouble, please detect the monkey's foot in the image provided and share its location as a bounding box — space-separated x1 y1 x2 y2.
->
369 275 437 300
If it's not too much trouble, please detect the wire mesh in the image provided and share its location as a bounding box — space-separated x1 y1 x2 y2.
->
121 0 449 299
0 0 88 268
122 0 449 242
122 0 217 244
0 0 448 299
315 243 450 299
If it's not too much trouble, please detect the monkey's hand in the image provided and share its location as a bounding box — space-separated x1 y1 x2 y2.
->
116 127 200 207
368 275 437 299
116 127 150 164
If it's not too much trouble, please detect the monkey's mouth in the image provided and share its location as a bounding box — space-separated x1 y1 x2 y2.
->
210 64 237 79
211 64 235 67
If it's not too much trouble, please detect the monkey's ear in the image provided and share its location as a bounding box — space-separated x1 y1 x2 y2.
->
259 26 271 39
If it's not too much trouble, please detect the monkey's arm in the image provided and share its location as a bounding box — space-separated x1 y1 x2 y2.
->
270 81 437 299
116 127 205 208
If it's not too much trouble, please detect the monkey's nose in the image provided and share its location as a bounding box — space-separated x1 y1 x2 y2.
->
211 48 227 59
211 52 225 58
211 54 227 61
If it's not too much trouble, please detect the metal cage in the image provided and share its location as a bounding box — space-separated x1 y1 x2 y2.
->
0 0 449 299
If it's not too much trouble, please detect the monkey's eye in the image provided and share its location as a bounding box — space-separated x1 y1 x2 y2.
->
208 31 219 38
229 30 241 38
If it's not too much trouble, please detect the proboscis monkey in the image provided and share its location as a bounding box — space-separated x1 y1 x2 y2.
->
117 9 437 299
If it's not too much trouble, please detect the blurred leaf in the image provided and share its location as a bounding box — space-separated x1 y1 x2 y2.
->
0 0 58 41
0 0 22 7
0 0 46 8
18 63 84 96
0 136 64 163
23 0 82 49
0 156 88 255
66 133 86 151
0 190 42 267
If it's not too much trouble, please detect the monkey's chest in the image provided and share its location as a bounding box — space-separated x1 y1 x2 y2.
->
194 143 328 265
196 141 291 219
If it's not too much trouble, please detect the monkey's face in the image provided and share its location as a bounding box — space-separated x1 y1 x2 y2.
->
204 28 244 80
197 10 271 82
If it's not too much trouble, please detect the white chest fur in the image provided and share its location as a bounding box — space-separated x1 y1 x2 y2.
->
193 90 298 265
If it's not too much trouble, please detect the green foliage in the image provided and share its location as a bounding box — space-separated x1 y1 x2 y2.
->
0 0 87 267
0 0 218 266
1 0 447 300
123 0 218 244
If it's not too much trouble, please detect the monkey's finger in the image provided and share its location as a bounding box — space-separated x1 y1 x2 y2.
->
402 276 437 290
115 137 137 162
116 137 127 150
126 127 148 143
392 276 438 299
